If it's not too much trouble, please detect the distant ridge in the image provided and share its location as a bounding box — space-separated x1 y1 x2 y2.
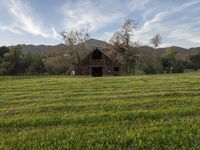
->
84 38 108 49
13 39 200 58
20 43 66 55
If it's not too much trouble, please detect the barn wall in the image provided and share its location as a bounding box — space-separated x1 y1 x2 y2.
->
75 48 120 76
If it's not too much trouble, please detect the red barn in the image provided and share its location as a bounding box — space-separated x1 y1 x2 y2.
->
75 48 120 76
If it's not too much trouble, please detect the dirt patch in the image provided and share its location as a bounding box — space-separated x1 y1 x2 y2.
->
0 109 26 116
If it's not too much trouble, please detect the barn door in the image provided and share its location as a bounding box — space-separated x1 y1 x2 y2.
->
91 67 103 76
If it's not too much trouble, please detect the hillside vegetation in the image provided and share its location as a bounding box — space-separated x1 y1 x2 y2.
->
19 39 200 56
0 73 200 149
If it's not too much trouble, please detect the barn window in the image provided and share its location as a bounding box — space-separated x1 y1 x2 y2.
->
92 50 102 59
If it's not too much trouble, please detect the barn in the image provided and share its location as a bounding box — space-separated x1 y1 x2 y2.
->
75 48 120 76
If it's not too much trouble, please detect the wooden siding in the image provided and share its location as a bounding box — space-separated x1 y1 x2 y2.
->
75 48 120 76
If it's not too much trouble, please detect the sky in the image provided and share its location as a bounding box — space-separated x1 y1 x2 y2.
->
0 0 200 48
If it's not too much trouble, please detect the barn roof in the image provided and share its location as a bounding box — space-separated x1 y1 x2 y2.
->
78 47 120 65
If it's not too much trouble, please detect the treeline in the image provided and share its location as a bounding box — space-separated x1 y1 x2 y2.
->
0 46 44 75
138 47 200 74
0 45 199 76
0 45 70 75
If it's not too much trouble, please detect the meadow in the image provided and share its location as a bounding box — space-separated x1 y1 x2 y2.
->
0 73 200 149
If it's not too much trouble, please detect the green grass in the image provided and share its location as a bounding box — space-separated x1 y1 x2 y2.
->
0 73 200 149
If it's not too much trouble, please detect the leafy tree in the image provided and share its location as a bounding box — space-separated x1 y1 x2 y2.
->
140 53 163 74
190 53 200 71
2 45 24 75
0 47 45 75
0 46 10 58
24 52 45 75
172 60 184 73
45 55 70 75
140 34 163 74
162 47 178 73
0 46 9 75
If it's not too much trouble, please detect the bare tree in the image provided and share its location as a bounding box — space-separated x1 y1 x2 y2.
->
121 18 137 47
108 18 139 74
146 34 163 74
150 34 162 48
60 29 89 67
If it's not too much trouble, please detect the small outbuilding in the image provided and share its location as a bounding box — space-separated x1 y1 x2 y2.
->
75 48 120 76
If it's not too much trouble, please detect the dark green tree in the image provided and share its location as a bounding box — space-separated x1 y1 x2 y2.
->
2 45 24 75
162 47 177 73
190 53 200 71
25 52 45 75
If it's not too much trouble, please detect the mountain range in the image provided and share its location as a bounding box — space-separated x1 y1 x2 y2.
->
20 39 200 60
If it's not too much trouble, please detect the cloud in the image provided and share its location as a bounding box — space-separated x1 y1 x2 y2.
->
134 0 200 48
172 0 200 13
169 26 200 45
61 0 158 33
133 11 168 46
62 0 122 32
51 25 60 39
128 0 153 11
61 0 157 41
2 0 58 39
141 12 168 33
97 32 114 42
0 24 22 34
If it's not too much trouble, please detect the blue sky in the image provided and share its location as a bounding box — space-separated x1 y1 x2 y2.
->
0 0 200 48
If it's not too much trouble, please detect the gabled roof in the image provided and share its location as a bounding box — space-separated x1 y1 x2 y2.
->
78 47 120 65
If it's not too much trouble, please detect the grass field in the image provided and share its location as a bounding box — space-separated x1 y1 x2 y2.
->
0 73 200 149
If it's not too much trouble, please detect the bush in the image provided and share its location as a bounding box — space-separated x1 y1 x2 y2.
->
172 61 184 73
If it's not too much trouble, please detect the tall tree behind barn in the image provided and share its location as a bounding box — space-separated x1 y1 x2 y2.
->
75 48 120 76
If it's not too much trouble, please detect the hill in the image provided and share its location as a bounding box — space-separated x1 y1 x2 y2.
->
20 39 108 55
21 43 67 55
158 46 200 55
0 73 200 149
84 38 108 49
13 39 200 59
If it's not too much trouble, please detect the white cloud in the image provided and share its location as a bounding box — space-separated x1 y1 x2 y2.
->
128 0 153 11
62 0 122 32
61 0 158 41
0 24 22 34
141 12 168 33
134 0 200 48
172 0 200 13
2 0 58 39
169 27 200 44
134 11 168 46
97 32 114 42
51 26 59 39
